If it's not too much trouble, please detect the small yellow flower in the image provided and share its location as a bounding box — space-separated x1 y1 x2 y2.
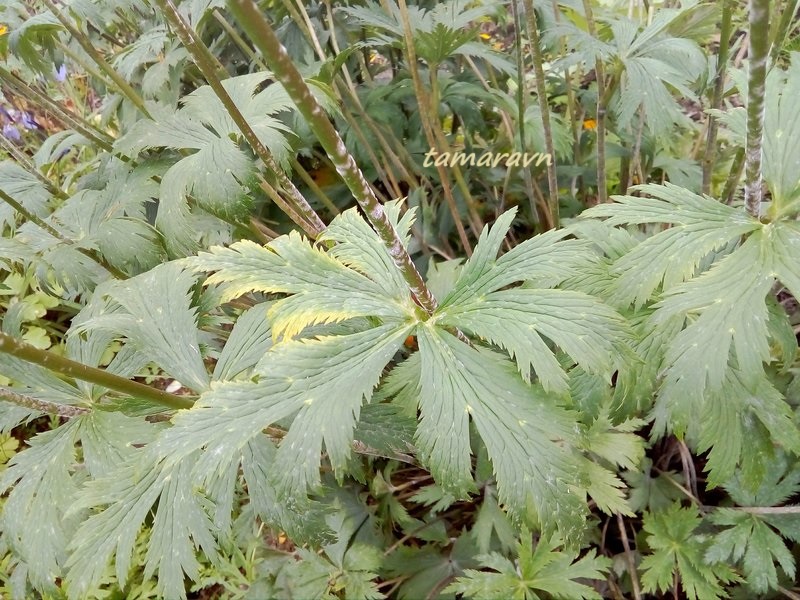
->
583 118 597 131
479 32 491 40
0 24 8 36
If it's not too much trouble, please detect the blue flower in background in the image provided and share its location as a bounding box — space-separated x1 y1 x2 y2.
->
55 64 67 82
2 122 21 141
20 112 38 129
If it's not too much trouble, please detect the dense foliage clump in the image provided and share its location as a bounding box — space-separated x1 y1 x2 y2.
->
0 0 799 598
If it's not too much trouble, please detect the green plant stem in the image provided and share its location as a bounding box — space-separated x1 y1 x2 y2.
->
0 66 114 151
522 0 559 226
155 0 326 239
723 147 745 203
510 0 540 225
56 39 117 90
40 0 152 118
225 0 379 219
737 505 800 514
770 0 800 63
0 386 90 418
552 0 583 200
257 176 321 235
702 0 732 195
0 136 68 200
0 333 193 410
0 189 127 279
289 157 341 215
227 0 439 315
427 65 484 237
617 513 642 599
212 8 260 65
391 0 474 253
582 0 608 204
744 0 770 218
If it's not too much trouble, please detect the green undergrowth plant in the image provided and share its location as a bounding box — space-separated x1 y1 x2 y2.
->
1 0 800 598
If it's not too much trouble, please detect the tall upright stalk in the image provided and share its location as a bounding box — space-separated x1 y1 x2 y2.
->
769 0 800 63
155 0 327 239
40 0 152 118
744 0 770 218
582 0 608 204
702 0 732 195
522 0 560 226
510 0 547 227
392 0 475 253
227 0 439 315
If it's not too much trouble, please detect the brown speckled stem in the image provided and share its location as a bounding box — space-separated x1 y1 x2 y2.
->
227 0 438 315
156 0 326 239
0 386 90 418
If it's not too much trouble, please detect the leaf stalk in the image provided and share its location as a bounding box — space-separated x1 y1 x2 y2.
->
0 332 193 410
227 0 439 315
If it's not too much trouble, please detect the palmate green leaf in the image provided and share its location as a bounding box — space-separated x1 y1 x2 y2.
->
0 411 157 594
49 170 165 273
446 529 611 600
649 224 800 442
192 209 418 338
65 450 217 600
706 509 795 594
651 233 773 435
436 208 625 394
723 452 800 509
111 24 168 80
156 322 412 498
555 6 705 134
622 457 685 513
697 371 800 490
582 412 646 472
211 302 273 381
72 261 209 392
0 421 79 592
440 208 594 309
69 323 409 594
340 0 507 67
415 324 588 539
438 288 627 394
641 503 739 600
14 221 109 295
582 183 759 307
115 73 294 256
383 535 480 600
586 185 800 450
5 9 62 75
0 160 52 231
